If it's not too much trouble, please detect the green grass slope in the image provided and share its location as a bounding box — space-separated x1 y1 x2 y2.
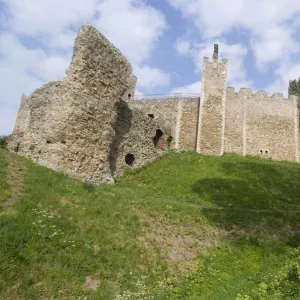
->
0 149 300 299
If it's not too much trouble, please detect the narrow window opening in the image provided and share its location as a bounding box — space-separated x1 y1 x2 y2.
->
166 136 173 148
128 93 132 100
46 140 52 144
148 114 154 119
15 143 20 153
153 129 164 149
265 150 269 155
125 153 135 166
259 150 263 155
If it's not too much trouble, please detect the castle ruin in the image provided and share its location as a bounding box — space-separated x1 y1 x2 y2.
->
8 25 300 184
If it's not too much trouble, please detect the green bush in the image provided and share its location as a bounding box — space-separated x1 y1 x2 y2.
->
0 136 7 149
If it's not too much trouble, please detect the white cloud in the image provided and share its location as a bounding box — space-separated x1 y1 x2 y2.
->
175 38 252 90
133 64 170 89
94 0 167 64
0 0 170 135
171 81 201 94
251 25 300 70
175 38 191 55
168 0 300 68
266 62 300 97
3 0 98 37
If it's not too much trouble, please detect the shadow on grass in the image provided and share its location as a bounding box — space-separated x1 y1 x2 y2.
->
192 159 300 243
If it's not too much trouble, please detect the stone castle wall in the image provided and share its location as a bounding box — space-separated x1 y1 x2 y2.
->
13 94 30 133
129 96 200 151
8 30 300 185
225 88 299 162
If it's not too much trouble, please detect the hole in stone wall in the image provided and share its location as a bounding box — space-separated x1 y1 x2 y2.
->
29 145 35 151
128 93 132 100
259 150 263 155
61 140 66 144
148 114 154 119
15 143 20 153
46 140 52 144
265 150 269 155
125 153 135 166
166 136 173 148
153 129 164 149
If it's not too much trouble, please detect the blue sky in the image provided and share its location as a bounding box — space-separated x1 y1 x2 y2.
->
1 0 300 135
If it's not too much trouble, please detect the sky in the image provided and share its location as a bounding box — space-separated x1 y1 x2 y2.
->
1 0 300 135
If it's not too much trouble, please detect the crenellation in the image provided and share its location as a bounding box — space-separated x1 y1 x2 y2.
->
221 58 228 64
255 90 268 98
271 93 285 101
239 88 252 96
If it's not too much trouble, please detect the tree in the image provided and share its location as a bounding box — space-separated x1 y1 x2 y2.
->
288 77 300 98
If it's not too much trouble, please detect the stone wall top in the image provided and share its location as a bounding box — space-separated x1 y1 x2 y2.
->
227 87 295 102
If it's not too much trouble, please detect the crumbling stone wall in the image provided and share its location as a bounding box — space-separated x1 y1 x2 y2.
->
129 97 200 151
110 100 168 176
12 94 30 133
8 25 166 184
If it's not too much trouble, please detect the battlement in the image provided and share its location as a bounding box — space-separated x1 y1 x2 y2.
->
203 56 228 66
226 87 297 103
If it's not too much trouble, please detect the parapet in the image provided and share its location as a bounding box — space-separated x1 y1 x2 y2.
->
239 88 253 96
255 90 268 99
271 93 285 101
230 88 292 102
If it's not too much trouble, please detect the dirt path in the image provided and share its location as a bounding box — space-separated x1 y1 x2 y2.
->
2 155 25 208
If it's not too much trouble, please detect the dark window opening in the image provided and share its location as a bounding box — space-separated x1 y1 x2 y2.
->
166 136 173 148
148 114 154 119
153 129 164 149
15 143 20 153
125 153 135 166
61 140 66 144
259 150 263 155
265 150 269 155
46 140 52 144
128 93 132 100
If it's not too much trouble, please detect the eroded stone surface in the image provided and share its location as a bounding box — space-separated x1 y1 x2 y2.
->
8 25 167 183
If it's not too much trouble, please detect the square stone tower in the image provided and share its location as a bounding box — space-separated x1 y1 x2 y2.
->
197 44 228 155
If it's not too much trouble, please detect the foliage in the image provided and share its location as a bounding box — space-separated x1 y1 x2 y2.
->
237 248 300 299
83 181 96 193
0 136 7 149
288 77 300 98
0 150 10 204
0 149 300 299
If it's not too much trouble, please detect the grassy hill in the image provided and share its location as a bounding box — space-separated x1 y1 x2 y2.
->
0 148 300 299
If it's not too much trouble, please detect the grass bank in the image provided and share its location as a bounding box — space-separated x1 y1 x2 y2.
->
0 149 300 299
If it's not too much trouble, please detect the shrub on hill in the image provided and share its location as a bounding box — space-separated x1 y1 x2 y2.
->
0 136 7 149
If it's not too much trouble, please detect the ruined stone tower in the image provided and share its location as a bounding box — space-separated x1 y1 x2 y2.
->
8 25 168 184
197 44 228 155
